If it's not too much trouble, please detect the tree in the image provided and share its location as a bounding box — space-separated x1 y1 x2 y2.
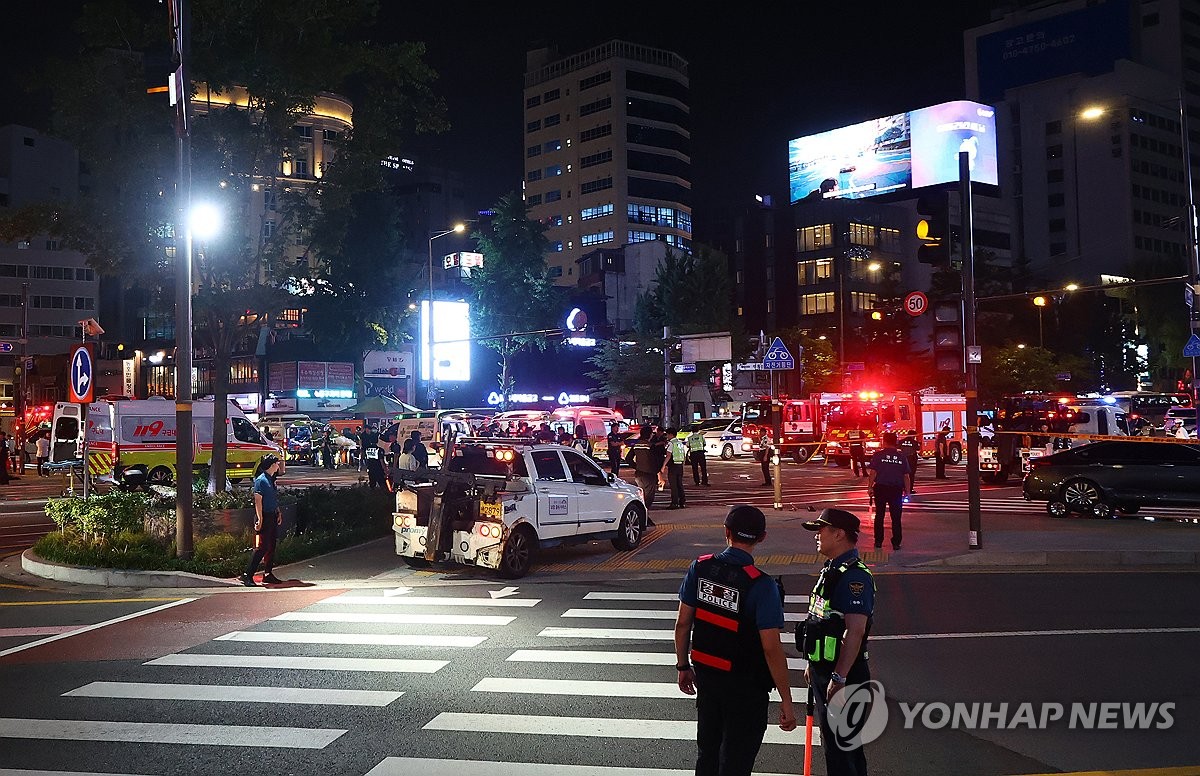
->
1 0 446 496
978 344 1094 402
773 326 839 394
466 194 565 407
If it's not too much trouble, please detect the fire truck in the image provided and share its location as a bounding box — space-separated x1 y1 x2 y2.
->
740 396 825 462
822 390 967 468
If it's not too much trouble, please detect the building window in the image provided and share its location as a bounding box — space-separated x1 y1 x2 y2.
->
17 241 30 250
765 266 774 281
629 230 663 243
766 299 774 313
526 95 542 109
323 129 341 141
551 241 564 252
797 258 834 285
765 234 774 249
1046 144 1063 159
23 136 35 147
543 88 561 102
1045 120 1062 135
545 190 562 203
548 266 563 277
581 150 613 168
545 165 563 177
1050 242 1067 255
796 224 833 252
544 139 562 153
527 169 543 182
850 291 879 312
1048 218 1066 232
544 113 561 128
581 203 614 221
263 221 276 239
546 214 563 227
736 270 744 284
527 145 541 158
1047 169 1064 183
527 119 542 133
1047 193 1065 208
878 227 900 252
579 70 611 90
799 292 835 315
581 230 614 247
849 223 875 247
580 124 613 143
526 194 542 206
579 97 612 117
580 177 613 194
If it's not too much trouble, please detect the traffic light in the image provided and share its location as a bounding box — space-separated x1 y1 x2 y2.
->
916 193 958 267
933 300 963 372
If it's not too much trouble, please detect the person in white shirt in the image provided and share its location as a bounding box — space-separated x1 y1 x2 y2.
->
36 431 51 477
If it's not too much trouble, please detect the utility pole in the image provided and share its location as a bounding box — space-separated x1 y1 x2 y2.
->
18 282 28 475
169 0 194 558
960 150 982 550
663 326 672 427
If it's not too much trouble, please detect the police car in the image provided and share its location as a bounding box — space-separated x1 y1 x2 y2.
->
686 417 746 460
393 438 648 578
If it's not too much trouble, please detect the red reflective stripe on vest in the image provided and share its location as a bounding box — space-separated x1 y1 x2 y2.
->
697 553 714 561
692 649 732 671
695 606 738 631
744 564 762 579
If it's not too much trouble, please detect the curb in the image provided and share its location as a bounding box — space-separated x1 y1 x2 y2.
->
917 549 1200 567
20 549 238 588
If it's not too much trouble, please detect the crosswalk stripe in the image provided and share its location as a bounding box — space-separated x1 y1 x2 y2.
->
214 631 486 647
583 592 810 605
506 649 808 671
145 653 448 673
471 677 801 703
366 756 806 776
562 608 675 620
0 718 346 748
0 770 158 776
326 595 540 608
273 612 515 626
539 626 673 641
421 713 812 747
63 681 403 707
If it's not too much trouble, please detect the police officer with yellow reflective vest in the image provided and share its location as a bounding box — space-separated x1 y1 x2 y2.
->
665 428 689 509
799 508 874 776
675 505 797 776
685 425 710 486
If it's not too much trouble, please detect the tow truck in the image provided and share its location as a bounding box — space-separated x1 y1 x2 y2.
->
391 435 648 578
822 390 967 467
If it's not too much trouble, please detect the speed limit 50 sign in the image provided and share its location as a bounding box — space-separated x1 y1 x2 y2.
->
904 291 929 317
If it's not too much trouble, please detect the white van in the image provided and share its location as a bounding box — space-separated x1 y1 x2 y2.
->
491 406 633 457
51 398 278 488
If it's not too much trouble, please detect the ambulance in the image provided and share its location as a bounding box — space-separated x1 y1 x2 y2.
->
49 398 277 488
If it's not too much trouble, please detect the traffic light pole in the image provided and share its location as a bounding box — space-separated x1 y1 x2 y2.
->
960 150 982 550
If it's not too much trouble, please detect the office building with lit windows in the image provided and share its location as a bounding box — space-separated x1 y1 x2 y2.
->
523 41 692 285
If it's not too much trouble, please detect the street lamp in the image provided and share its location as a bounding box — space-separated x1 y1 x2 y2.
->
1032 294 1048 348
427 223 466 408
190 202 222 239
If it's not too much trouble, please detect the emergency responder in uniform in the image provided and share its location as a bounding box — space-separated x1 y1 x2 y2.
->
934 426 950 479
759 430 775 487
686 425 710 486
849 436 867 477
675 505 797 775
800 508 875 776
626 427 659 520
866 431 910 550
606 423 624 474
665 428 688 509
897 429 920 494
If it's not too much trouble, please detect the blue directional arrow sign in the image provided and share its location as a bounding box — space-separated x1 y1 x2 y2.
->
1185 333 1200 358
762 337 795 370
0 342 13 353
68 344 94 403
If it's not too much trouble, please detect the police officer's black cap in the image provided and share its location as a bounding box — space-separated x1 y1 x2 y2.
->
724 505 766 541
802 508 860 537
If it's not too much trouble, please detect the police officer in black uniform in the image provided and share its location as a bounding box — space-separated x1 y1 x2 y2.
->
675 505 797 776
897 430 920 494
800 508 875 776
866 431 911 550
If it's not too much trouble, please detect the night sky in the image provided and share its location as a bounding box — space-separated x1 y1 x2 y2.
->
2 2 999 223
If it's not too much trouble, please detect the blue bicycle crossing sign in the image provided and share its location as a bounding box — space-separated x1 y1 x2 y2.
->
761 337 795 370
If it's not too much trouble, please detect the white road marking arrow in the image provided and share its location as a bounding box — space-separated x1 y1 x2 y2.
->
383 586 413 597
489 586 519 599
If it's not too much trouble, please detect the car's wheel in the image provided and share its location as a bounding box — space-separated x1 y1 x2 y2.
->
948 443 963 465
1046 499 1070 518
1060 478 1108 517
720 444 734 461
793 446 811 464
402 555 431 568
147 466 174 487
498 525 536 579
1090 501 1115 519
230 477 244 484
612 506 645 551
1117 505 1141 518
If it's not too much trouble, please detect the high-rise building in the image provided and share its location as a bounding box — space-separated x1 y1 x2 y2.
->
523 41 693 285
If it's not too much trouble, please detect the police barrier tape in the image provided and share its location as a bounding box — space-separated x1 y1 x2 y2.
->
990 430 1199 445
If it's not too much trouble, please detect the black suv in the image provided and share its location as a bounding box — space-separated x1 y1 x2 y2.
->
1022 441 1200 518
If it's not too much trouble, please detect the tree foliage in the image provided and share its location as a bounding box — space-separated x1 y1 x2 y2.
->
978 344 1094 402
585 332 667 407
633 245 737 336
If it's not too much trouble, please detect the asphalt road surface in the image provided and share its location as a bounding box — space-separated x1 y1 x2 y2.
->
1 570 1197 775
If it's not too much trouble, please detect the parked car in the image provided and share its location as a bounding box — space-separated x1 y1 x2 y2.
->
1022 440 1200 518
686 417 745 460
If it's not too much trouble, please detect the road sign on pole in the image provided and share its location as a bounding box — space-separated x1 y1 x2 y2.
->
904 291 929 317
68 344 95 403
673 363 697 374
0 342 13 353
1184 333 1200 358
761 337 795 370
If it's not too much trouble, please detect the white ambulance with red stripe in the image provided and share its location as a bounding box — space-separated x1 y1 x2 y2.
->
49 398 277 488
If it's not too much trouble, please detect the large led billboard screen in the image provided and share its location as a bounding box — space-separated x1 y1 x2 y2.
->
420 300 471 383
788 100 997 204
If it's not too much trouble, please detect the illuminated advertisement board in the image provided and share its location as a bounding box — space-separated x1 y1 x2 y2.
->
420 300 472 383
788 100 997 204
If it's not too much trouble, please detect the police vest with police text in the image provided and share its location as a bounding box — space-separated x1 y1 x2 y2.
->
801 556 874 668
690 555 776 689
686 433 706 453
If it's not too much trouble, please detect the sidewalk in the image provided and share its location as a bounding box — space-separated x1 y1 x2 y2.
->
0 471 66 503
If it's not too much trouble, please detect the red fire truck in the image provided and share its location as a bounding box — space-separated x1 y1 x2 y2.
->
740 396 826 462
822 390 967 468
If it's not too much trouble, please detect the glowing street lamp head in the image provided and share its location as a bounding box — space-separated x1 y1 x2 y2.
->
1033 295 1048 307
867 261 882 272
1064 283 1080 292
190 203 222 240
452 223 466 233
1079 106 1105 121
